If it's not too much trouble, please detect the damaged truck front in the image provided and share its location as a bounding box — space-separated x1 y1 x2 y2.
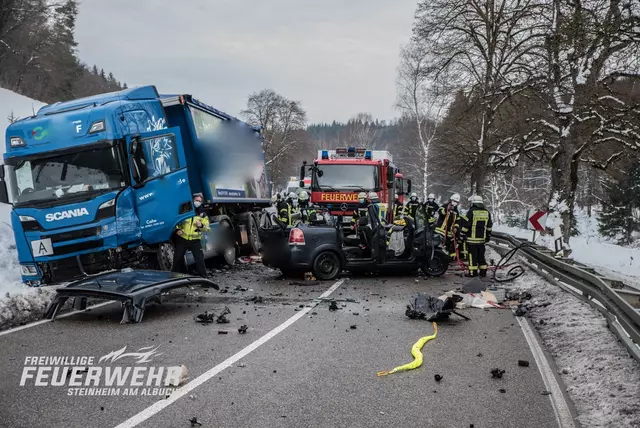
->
1 86 270 285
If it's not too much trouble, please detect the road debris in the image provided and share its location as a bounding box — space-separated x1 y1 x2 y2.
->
434 374 443 382
499 388 506 394
490 368 506 379
234 285 248 292
289 281 320 286
248 295 264 304
377 322 438 376
350 325 357 330
329 300 338 311
515 305 527 317
218 331 228 335
405 293 469 321
167 365 189 387
518 360 530 367
216 307 231 324
195 311 215 324
238 325 248 334
189 417 202 426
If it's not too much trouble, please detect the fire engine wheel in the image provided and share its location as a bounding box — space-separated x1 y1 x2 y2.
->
422 253 448 277
157 242 175 271
312 251 341 281
248 214 262 254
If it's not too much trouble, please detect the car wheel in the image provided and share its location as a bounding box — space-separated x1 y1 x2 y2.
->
312 251 341 281
248 214 262 254
422 251 449 277
157 242 175 271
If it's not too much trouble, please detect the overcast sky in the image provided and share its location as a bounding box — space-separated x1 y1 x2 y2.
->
75 0 418 124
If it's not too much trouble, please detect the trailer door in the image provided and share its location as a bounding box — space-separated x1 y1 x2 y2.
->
128 127 194 245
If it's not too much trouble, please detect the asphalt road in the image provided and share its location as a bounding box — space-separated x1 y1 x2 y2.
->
0 264 561 428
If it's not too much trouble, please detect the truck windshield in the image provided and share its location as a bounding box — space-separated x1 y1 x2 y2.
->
313 165 377 190
7 145 125 206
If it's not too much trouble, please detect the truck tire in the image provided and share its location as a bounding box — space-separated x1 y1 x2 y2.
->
312 251 341 281
248 213 262 254
220 222 236 266
157 242 175 271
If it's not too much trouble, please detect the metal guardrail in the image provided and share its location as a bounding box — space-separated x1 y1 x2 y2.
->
489 231 640 364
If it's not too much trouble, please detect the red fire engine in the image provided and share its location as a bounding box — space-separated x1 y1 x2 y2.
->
300 147 411 220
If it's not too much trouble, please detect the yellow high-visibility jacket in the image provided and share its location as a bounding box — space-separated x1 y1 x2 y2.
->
176 215 210 241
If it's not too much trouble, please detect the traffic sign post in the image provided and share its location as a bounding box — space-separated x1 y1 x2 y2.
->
527 210 547 242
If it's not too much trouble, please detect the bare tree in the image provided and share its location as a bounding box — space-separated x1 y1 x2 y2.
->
241 89 307 185
346 113 381 148
413 0 546 193
492 0 640 242
396 43 448 199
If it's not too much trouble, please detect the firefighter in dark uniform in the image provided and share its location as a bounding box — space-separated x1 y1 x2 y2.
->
424 193 440 226
369 191 387 223
393 193 407 219
351 192 369 229
462 195 493 277
278 192 297 225
434 193 460 259
172 194 210 277
297 190 316 224
406 192 421 220
455 213 469 261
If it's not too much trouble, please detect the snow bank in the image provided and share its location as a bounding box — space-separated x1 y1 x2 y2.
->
495 209 640 288
507 271 640 427
0 88 53 329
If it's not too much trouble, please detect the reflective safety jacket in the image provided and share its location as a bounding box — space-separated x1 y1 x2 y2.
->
278 201 296 225
406 200 421 219
462 205 493 244
435 204 458 237
299 207 317 224
372 203 388 223
176 215 210 241
351 205 369 225
393 200 407 219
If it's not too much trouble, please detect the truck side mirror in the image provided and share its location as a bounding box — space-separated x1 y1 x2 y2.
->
129 158 142 184
129 137 139 155
300 163 306 181
406 179 412 194
386 168 394 185
0 166 8 204
0 164 5 180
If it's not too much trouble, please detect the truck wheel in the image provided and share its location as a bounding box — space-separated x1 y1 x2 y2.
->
220 222 236 266
248 214 262 254
312 251 341 281
422 251 449 277
157 242 175 271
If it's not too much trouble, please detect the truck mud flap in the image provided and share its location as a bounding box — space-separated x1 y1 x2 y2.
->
44 269 219 324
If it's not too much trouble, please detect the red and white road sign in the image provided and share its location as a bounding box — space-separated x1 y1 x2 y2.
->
527 211 548 231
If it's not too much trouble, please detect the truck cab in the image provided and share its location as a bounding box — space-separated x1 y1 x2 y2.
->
1 86 270 285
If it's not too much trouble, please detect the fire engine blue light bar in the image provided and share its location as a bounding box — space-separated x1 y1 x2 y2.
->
321 150 329 159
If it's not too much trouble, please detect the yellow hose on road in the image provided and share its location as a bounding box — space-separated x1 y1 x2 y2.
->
377 322 438 376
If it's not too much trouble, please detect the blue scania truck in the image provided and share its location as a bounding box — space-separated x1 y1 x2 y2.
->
0 86 271 285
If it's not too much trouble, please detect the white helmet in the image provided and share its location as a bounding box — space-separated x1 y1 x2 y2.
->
358 192 367 202
298 190 309 201
270 194 278 203
450 193 461 203
471 195 483 204
410 192 418 200
368 191 379 201
428 193 435 200
288 192 297 200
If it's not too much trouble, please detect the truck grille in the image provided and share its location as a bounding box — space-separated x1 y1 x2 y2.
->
45 227 98 244
54 239 104 256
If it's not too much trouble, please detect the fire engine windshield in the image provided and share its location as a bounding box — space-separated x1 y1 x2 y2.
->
313 165 378 190
6 144 125 207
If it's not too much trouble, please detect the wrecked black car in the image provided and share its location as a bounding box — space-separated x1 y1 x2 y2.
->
259 205 449 280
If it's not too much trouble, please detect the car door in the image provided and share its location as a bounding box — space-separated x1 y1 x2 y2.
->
367 205 386 264
128 127 194 245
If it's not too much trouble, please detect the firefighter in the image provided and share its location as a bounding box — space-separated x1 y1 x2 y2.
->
393 193 407 219
270 193 280 207
406 192 421 220
462 195 493 277
351 192 369 229
455 213 469 261
434 193 460 259
368 191 387 223
172 194 210 277
278 192 297 225
424 193 439 225
297 190 316 224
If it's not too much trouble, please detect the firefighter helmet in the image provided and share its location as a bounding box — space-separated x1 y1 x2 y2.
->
368 191 380 201
271 194 278 203
410 192 418 201
450 193 461 203
428 193 435 200
298 190 309 201
471 195 483 205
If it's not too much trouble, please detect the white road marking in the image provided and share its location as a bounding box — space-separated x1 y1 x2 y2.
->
114 278 346 428
0 301 115 337
517 316 576 428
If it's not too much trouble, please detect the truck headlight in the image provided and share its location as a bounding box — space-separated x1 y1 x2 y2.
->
10 137 25 147
20 264 38 275
99 199 115 209
19 215 36 222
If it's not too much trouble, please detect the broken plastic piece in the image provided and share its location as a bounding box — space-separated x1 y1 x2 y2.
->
434 374 443 382
518 360 530 367
189 417 202 426
238 325 248 334
490 368 506 379
377 322 438 376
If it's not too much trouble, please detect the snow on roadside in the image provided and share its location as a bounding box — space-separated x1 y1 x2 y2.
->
508 271 640 428
0 89 57 330
494 222 640 289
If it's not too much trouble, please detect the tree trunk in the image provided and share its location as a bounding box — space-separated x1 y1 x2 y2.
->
471 154 487 195
549 146 579 244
